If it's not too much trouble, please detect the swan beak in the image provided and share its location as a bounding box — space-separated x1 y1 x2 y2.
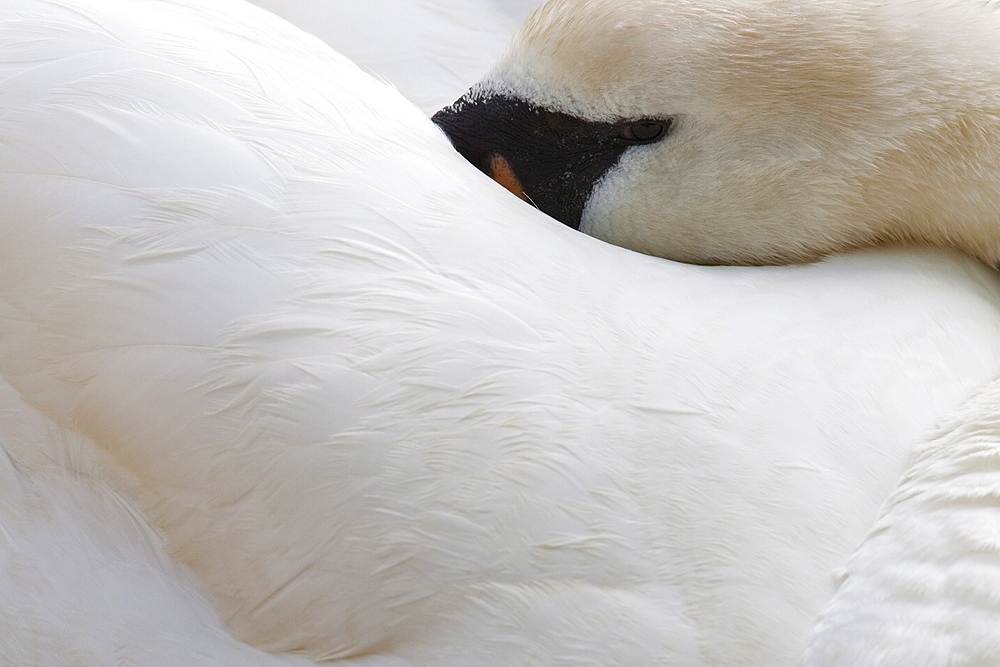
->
488 154 528 201
432 94 635 230
431 97 524 201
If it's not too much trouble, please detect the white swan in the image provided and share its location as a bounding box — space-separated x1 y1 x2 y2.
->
1 0 999 664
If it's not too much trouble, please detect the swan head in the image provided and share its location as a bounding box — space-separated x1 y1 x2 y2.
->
433 0 1000 265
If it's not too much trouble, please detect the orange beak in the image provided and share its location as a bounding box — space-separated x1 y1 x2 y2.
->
488 154 529 202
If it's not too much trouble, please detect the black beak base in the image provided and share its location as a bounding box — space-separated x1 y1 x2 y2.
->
432 95 642 230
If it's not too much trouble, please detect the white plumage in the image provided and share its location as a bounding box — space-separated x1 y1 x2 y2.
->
0 0 998 664
247 0 537 114
0 373 313 665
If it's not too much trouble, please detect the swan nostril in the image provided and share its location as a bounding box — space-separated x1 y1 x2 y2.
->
488 153 529 202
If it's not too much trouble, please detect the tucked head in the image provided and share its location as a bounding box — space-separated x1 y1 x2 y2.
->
433 0 1000 265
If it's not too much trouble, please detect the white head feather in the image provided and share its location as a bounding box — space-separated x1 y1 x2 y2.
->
463 0 1000 265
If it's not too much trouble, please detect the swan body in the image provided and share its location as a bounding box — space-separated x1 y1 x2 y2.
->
246 0 537 114
804 380 1000 665
2 0 1000 664
0 374 312 666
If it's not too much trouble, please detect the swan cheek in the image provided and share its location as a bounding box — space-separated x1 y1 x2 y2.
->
580 147 679 257
581 132 836 266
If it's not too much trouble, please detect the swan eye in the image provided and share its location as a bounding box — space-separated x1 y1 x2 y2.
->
620 120 668 144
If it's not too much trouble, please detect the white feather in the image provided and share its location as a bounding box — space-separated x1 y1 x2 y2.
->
246 0 537 114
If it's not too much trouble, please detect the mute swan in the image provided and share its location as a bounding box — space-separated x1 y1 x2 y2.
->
434 0 1000 663
2 0 1000 664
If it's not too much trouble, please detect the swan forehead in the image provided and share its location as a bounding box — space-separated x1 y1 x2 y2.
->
491 0 887 123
